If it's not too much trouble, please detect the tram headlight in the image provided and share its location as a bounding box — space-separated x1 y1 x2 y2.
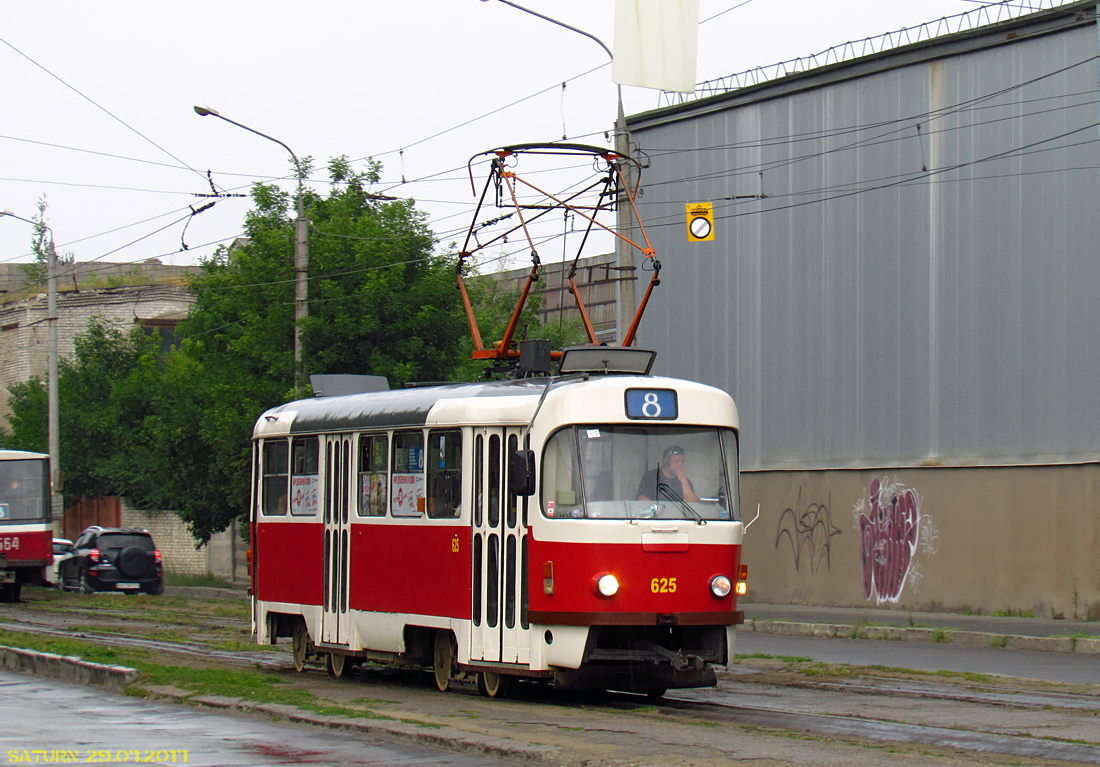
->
709 574 732 598
594 573 619 598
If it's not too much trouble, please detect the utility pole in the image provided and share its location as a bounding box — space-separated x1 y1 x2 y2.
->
613 92 636 346
194 105 309 383
486 0 636 344
0 210 62 531
47 238 60 526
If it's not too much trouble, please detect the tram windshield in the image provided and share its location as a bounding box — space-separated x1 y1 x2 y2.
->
0 458 47 523
541 425 739 521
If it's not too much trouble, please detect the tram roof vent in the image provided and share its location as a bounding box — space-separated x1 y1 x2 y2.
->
558 346 656 376
310 374 390 397
519 339 552 376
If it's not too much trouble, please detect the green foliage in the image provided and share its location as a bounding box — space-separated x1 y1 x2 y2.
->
4 157 472 542
19 196 75 288
6 318 164 504
3 155 593 542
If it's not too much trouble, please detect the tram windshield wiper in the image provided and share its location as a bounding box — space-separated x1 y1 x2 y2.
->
657 480 705 524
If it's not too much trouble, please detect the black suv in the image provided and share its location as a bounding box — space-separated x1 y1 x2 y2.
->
59 526 164 594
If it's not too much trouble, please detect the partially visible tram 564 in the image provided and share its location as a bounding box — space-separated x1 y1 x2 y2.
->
0 449 52 603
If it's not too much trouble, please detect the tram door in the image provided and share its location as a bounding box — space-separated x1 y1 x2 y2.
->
471 427 529 664
321 435 352 646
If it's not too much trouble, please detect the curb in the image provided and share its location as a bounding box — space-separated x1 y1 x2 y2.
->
174 694 559 764
2 650 555 764
742 620 1100 654
0 645 137 692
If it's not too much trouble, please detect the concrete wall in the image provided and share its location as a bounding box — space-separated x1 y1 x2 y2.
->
0 283 195 423
119 500 244 582
740 464 1100 619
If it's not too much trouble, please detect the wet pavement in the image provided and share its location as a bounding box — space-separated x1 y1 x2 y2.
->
0 671 530 767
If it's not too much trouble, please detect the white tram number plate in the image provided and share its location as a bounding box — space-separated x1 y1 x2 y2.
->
625 389 678 420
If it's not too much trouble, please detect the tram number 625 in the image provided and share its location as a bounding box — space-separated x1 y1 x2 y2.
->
650 577 677 594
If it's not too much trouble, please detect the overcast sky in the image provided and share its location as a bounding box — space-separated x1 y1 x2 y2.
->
1 0 1002 276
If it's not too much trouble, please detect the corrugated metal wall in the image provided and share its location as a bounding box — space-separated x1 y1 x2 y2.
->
629 8 1100 471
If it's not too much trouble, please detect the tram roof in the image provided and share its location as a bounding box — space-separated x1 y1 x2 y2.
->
0 449 49 461
256 378 552 436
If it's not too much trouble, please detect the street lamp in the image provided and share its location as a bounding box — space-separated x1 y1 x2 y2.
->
482 1 636 344
0 210 61 530
193 105 309 381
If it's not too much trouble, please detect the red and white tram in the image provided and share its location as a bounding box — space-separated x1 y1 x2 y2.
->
249 347 745 696
0 449 53 603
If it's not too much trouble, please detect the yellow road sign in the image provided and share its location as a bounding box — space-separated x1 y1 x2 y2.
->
686 202 714 242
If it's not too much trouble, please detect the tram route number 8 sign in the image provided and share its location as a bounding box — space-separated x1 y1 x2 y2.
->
625 389 677 420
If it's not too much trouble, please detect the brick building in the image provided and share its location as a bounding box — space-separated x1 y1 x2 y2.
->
0 259 248 580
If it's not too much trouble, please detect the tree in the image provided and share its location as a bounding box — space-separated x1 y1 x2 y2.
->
6 318 162 506
2 156 588 542
150 157 468 540
20 196 75 288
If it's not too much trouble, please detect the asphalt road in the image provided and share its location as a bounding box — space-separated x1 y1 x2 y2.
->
737 632 1100 684
0 671 525 767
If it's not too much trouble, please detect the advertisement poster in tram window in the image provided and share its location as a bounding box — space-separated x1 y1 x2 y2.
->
391 474 425 516
290 475 319 515
391 444 425 516
361 473 387 516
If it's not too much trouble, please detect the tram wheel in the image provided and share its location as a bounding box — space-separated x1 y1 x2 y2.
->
327 652 347 679
433 630 455 692
292 618 309 673
644 688 667 702
477 671 512 699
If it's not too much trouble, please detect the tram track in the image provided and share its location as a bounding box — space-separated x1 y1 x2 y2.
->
6 592 1100 765
0 619 290 668
648 690 1100 765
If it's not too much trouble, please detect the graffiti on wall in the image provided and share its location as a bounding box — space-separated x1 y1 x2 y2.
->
775 488 842 573
854 477 938 604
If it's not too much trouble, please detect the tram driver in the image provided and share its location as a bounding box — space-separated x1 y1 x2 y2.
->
636 445 701 503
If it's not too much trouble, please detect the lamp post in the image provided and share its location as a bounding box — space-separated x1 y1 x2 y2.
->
0 210 61 530
193 105 309 381
483 1 636 344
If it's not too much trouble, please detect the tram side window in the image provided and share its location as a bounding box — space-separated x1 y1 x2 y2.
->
0 459 47 522
540 428 582 518
357 433 388 517
391 431 425 517
290 436 320 516
427 429 461 518
261 440 289 516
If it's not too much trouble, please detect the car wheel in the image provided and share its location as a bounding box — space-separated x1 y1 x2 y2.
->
79 573 95 594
